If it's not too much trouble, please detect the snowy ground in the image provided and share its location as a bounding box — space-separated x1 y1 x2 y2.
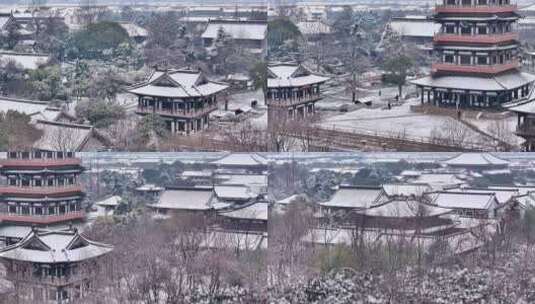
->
319 98 487 143
213 89 268 129
318 83 521 149
319 83 402 111
226 89 265 111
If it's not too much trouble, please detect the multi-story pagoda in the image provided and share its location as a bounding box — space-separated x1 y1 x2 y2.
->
412 0 535 108
127 68 229 135
0 151 86 226
0 227 113 303
265 63 329 126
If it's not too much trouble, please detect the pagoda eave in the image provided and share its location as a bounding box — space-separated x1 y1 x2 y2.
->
434 5 517 14
431 61 519 75
433 33 518 44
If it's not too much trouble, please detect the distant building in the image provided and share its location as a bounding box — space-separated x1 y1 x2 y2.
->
177 170 214 186
149 186 220 216
127 68 229 135
201 19 268 57
412 1 535 108
426 191 500 219
217 201 269 232
319 186 387 222
442 153 509 170
265 63 329 125
135 184 164 199
508 99 535 151
389 16 440 45
118 22 148 44
210 153 268 175
33 120 108 152
0 97 62 122
0 227 112 303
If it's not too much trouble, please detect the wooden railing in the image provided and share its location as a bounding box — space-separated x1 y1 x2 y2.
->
432 60 518 74
435 4 517 13
0 158 81 168
0 211 86 224
0 185 83 196
265 95 322 107
434 32 518 44
136 104 217 118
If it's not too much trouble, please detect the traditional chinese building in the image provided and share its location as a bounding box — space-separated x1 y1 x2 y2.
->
265 63 329 125
201 19 268 57
412 0 535 108
508 100 535 151
0 150 86 226
127 68 229 134
0 227 112 303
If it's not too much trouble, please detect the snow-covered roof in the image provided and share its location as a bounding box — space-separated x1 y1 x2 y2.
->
320 186 385 209
487 185 535 196
382 183 432 197
96 195 122 207
0 225 31 239
412 72 535 91
152 187 216 211
136 184 164 192
0 228 112 263
267 63 330 89
211 153 268 166
389 17 440 38
127 69 229 98
181 170 213 178
428 191 497 210
507 98 535 114
0 52 50 70
201 20 267 41
0 97 49 117
214 185 256 200
217 174 267 186
410 173 465 189
118 22 148 38
443 153 509 167
364 199 452 218
33 120 94 152
219 202 268 221
445 187 518 204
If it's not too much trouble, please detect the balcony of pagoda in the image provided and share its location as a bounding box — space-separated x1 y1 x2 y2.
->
434 32 518 44
435 4 517 14
136 103 218 119
0 211 86 224
265 94 322 108
0 185 83 197
0 158 82 169
432 60 518 75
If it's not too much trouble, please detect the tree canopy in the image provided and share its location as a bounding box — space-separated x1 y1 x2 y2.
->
68 21 131 59
268 18 302 52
